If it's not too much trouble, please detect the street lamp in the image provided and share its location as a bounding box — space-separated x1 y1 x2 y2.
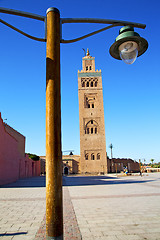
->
0 7 148 240
110 25 148 64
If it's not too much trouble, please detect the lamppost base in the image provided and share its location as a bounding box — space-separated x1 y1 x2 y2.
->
46 235 63 240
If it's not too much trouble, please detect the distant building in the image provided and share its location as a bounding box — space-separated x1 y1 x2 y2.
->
107 158 140 173
40 154 139 175
40 154 80 175
62 155 80 175
78 49 107 174
39 50 140 175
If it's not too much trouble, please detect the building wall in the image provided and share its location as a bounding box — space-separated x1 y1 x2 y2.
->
78 49 107 174
0 113 41 185
4 123 25 159
107 158 140 173
40 155 81 175
0 113 19 185
40 157 46 174
62 155 80 174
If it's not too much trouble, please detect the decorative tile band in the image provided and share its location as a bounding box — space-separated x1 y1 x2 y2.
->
78 72 101 77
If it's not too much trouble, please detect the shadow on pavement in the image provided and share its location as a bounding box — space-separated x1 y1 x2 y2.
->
1 175 155 188
63 175 154 186
0 232 27 236
0 176 46 188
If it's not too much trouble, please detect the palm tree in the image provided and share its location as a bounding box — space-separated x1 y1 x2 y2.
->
109 143 113 159
150 159 154 165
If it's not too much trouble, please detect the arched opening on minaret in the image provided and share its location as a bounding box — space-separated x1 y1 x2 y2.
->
85 120 98 134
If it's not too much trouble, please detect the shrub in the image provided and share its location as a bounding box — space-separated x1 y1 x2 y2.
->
27 153 40 161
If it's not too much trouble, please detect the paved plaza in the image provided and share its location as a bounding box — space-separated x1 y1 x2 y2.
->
0 173 160 240
0 177 46 240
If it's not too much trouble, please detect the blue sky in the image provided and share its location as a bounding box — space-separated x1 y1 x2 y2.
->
0 0 159 163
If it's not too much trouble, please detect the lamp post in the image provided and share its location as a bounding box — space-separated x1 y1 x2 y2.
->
46 8 63 239
0 7 148 240
109 143 113 159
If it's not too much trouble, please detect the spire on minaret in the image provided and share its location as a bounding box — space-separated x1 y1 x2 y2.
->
81 48 95 71
86 48 90 56
83 48 92 59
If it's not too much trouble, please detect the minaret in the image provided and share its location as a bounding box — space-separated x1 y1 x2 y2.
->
78 49 107 174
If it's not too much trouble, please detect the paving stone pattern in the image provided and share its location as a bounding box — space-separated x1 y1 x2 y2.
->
0 173 160 240
35 180 82 240
0 177 46 240
65 173 160 240
0 176 81 240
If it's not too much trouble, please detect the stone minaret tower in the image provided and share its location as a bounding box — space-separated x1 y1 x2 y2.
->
78 49 107 174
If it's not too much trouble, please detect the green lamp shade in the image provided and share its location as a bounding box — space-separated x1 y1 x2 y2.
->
109 26 148 64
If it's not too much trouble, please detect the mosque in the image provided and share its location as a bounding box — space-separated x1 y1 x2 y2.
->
40 49 139 175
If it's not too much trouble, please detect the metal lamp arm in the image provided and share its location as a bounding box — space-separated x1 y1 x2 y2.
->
0 18 46 42
0 7 45 21
60 18 146 43
0 7 46 41
0 17 122 43
0 7 147 43
61 18 146 29
61 23 122 43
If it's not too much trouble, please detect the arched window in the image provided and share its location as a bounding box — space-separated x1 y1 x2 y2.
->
85 94 96 108
89 66 92 70
82 81 85 87
97 153 100 160
85 120 98 135
91 154 94 160
86 66 88 71
88 104 90 108
95 81 97 87
85 154 88 160
91 81 93 87
86 81 89 87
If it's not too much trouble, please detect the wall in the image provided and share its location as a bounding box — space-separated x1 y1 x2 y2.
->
0 113 19 185
62 155 80 174
5 123 25 159
39 155 81 174
0 113 41 185
107 158 140 173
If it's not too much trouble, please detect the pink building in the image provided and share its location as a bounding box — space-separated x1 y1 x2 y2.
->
0 113 40 185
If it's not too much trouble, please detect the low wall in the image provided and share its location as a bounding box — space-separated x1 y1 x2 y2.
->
147 168 160 173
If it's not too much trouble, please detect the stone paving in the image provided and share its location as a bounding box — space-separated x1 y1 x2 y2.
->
65 173 160 240
0 176 81 240
35 180 81 240
0 173 160 240
0 177 46 240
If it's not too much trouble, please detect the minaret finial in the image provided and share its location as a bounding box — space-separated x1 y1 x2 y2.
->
86 48 90 56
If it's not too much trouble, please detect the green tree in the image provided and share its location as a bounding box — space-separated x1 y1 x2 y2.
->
27 153 40 161
150 159 154 166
